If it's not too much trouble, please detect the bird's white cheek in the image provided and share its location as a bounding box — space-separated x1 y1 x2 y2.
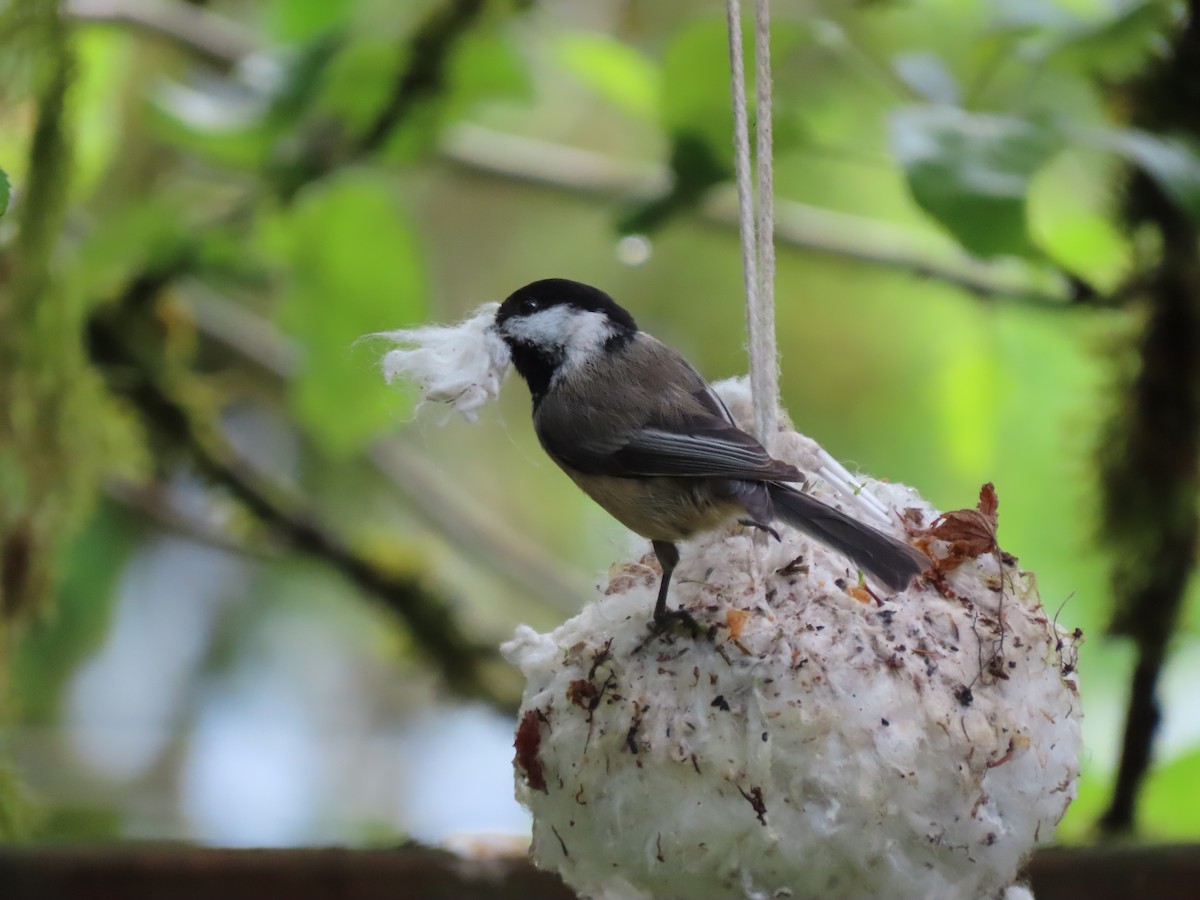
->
560 312 617 371
504 308 616 372
503 307 575 348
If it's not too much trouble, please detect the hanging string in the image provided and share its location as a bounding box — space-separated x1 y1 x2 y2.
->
726 0 778 449
725 0 759 418
751 0 778 448
726 1 891 526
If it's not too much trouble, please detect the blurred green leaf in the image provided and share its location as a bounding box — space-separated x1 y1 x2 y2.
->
270 36 347 124
1045 0 1178 81
444 27 531 116
889 105 1064 258
0 167 8 217
986 0 1078 34
152 111 276 172
662 17 808 171
38 806 122 842
1085 128 1200 223
893 52 960 105
1142 744 1200 837
1053 766 1108 841
69 199 192 298
318 36 404 136
661 17 735 164
277 171 424 455
985 0 1176 84
268 0 356 41
553 31 660 121
0 761 34 839
155 38 341 172
1028 150 1131 287
9 503 140 724
377 28 531 163
618 132 728 234
74 31 134 195
629 17 812 233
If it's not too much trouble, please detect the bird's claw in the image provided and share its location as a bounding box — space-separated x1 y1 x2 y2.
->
635 608 710 650
739 518 781 541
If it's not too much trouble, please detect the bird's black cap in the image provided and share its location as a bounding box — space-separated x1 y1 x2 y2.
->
495 278 638 332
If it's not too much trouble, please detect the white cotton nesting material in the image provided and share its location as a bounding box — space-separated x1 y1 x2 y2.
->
375 303 511 421
504 378 1081 900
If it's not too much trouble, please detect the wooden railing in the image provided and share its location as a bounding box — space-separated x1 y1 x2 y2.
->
2 843 1199 899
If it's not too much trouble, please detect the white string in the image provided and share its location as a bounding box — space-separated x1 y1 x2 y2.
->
728 3 896 529
815 451 892 527
751 0 778 449
725 0 760 426
727 0 779 450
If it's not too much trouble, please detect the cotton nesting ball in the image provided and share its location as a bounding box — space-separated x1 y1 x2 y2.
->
374 303 510 421
504 380 1081 900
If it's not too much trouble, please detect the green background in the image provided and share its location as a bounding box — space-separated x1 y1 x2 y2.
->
1 0 1197 845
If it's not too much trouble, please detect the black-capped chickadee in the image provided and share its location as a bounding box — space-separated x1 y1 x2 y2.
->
495 278 928 626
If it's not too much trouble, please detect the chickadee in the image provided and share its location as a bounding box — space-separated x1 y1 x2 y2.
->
495 278 928 626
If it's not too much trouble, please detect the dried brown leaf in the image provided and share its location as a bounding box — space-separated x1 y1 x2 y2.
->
515 708 548 793
921 483 1001 572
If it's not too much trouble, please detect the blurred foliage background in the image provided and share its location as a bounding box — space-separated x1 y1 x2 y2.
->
1 0 1199 848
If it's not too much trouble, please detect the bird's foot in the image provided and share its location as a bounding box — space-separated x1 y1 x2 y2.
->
739 518 781 541
635 608 710 650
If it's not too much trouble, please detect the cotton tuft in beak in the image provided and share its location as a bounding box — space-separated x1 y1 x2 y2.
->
375 303 511 422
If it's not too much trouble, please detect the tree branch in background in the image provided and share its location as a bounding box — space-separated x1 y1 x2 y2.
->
186 284 586 612
104 478 275 561
63 2 1083 307
275 0 487 198
355 0 484 155
441 123 1080 307
0 1 83 625
1097 0 1200 835
0 0 91 839
87 270 517 713
65 0 255 71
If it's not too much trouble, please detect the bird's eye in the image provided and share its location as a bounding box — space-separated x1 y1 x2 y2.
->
519 297 540 315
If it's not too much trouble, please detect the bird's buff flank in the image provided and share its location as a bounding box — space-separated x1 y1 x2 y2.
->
376 312 1081 900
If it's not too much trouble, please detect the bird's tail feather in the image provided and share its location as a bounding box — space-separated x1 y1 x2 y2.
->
768 484 928 592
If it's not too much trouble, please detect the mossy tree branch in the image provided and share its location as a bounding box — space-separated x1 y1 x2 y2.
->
86 264 517 712
0 2 79 623
1097 0 1200 835
0 0 91 841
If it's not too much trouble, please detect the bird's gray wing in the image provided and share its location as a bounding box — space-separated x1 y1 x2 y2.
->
608 417 798 479
547 408 800 482
535 332 800 481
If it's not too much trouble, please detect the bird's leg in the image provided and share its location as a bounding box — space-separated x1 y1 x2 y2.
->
738 518 781 541
647 540 702 638
651 540 680 622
